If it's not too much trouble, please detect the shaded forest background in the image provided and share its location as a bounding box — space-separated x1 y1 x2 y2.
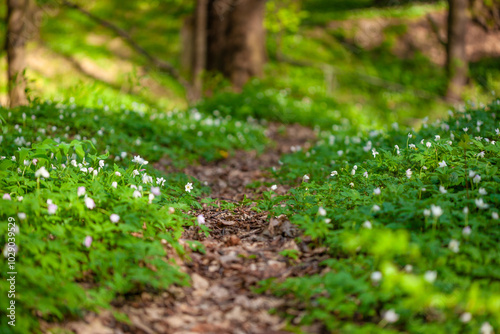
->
2 0 500 125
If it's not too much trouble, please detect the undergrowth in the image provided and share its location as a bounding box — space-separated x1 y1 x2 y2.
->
259 101 500 333
0 101 266 333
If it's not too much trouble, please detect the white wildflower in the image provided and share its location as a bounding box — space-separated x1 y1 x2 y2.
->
448 239 460 253
459 312 471 323
424 270 437 283
151 187 161 196
430 205 443 218
85 197 96 209
197 214 205 225
156 177 166 187
132 155 148 165
35 166 50 178
383 309 399 323
83 236 92 248
480 322 493 334
142 173 153 184
475 198 488 209
48 203 58 215
370 271 382 282
318 207 327 216
77 186 86 197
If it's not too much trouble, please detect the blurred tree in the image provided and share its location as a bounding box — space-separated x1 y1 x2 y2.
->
206 0 267 91
445 0 468 101
184 0 267 95
191 0 208 101
6 0 29 107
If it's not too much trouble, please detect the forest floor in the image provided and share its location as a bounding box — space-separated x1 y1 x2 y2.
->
44 124 330 334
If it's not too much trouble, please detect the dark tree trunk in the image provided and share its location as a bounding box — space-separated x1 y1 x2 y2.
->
206 0 266 92
6 0 29 108
181 0 266 98
191 0 208 101
445 0 468 101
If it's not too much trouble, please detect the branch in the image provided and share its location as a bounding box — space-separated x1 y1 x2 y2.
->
61 0 189 88
426 14 447 47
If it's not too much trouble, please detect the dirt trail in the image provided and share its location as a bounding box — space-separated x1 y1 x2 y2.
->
44 124 330 334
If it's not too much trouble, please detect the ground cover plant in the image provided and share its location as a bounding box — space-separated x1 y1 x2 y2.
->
0 101 267 333
3 0 500 333
259 101 500 333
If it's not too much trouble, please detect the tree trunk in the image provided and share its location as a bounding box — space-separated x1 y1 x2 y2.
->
206 0 266 92
6 0 29 108
445 0 468 101
191 0 208 101
181 0 266 98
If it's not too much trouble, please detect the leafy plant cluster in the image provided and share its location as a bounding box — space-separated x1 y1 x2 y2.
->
1 101 268 167
196 78 347 128
0 100 264 333
261 101 500 333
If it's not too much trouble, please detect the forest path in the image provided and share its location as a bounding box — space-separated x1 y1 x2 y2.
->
48 124 324 334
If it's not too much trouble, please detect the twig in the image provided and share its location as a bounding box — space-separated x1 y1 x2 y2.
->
61 0 189 88
426 13 447 47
